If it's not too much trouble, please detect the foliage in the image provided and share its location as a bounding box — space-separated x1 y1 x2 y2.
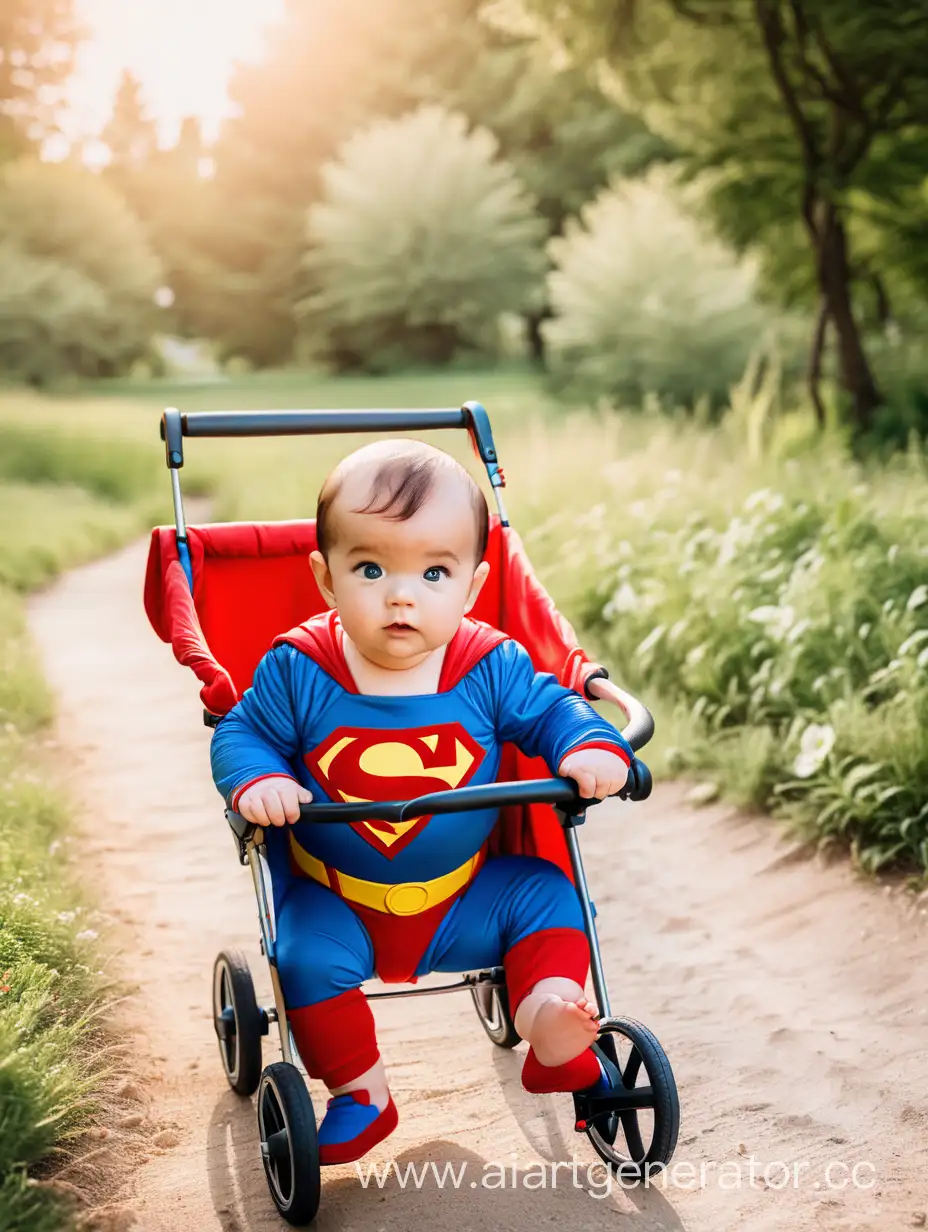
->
99 74 213 341
572 437 928 874
512 0 928 432
0 414 165 1230
297 106 547 370
0 160 161 382
544 171 772 408
187 0 664 365
0 0 82 152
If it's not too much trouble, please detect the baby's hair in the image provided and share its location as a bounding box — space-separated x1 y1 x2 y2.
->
316 440 489 563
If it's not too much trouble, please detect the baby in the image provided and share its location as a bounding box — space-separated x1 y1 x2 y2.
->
211 439 632 1165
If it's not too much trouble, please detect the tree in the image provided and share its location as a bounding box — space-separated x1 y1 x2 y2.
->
0 160 161 381
198 0 666 364
513 0 928 431
544 170 772 408
297 106 547 369
101 70 159 185
0 0 82 152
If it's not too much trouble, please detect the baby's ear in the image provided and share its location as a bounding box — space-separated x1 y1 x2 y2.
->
309 550 336 608
464 560 491 613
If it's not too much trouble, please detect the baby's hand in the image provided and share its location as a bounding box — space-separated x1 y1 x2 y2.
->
237 776 313 826
557 748 629 801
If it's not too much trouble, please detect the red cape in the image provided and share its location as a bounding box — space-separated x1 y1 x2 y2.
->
272 608 508 692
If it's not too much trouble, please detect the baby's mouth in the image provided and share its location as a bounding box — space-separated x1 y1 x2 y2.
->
385 621 416 633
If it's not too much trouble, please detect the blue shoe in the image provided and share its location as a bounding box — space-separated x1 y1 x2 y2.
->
584 1046 623 1096
318 1090 398 1165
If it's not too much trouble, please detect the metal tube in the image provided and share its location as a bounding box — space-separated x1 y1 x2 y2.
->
365 979 482 1000
248 846 293 1065
170 468 188 540
182 408 467 437
564 823 612 1019
493 487 510 526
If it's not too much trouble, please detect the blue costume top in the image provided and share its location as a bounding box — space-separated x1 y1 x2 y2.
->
211 614 633 891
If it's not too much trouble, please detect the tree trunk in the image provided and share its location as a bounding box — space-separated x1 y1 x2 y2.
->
815 207 882 432
808 297 829 428
524 310 549 366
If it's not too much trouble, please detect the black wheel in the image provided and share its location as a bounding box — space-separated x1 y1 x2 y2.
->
257 1062 320 1226
574 1016 679 1180
470 967 521 1048
212 949 263 1096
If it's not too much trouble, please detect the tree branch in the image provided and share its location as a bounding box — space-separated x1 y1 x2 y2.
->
753 0 821 236
805 10 868 123
808 294 829 427
666 0 737 27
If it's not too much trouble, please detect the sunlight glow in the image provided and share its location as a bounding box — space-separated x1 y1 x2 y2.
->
66 0 287 144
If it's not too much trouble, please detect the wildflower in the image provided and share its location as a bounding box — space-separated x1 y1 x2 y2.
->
906 585 928 613
792 723 836 779
605 582 638 615
0 971 11 994
75 929 99 944
747 605 795 640
57 911 76 925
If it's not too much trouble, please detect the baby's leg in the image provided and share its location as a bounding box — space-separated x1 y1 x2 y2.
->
275 878 398 1160
424 855 601 1091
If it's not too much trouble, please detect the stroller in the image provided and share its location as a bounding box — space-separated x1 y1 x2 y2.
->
144 401 680 1224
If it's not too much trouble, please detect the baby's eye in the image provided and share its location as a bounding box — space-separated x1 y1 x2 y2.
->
423 566 449 583
356 562 383 581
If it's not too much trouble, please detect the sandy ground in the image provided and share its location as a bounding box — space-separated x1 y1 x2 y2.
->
27 534 928 1232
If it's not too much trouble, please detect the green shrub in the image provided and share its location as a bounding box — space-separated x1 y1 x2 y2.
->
578 450 928 874
544 170 775 409
0 160 161 383
297 105 547 370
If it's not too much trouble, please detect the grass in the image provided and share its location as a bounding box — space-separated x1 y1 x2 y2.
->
0 406 167 1231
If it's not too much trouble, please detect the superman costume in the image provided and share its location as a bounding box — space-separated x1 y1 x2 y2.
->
210 608 633 1130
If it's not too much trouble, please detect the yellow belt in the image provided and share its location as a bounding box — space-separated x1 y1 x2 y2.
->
288 834 483 916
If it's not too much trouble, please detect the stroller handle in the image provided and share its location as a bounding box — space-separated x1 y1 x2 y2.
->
161 403 503 484
226 763 652 843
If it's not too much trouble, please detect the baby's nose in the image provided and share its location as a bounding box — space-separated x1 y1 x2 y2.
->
387 581 415 604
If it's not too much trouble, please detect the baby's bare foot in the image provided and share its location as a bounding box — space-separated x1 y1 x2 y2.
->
529 996 599 1067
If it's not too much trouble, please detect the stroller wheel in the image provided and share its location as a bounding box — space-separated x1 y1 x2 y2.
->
257 1062 320 1226
212 949 263 1096
575 1016 679 1180
470 967 521 1049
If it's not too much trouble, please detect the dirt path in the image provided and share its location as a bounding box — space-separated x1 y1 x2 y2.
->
28 535 928 1232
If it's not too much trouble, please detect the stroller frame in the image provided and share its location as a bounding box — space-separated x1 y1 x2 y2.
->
156 400 679 1223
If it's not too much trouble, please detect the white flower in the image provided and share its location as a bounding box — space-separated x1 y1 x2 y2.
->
906 585 928 613
792 724 835 778
608 583 638 613
747 604 795 640
57 911 76 925
75 929 99 944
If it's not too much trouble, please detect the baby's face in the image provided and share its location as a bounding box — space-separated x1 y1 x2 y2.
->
310 468 489 671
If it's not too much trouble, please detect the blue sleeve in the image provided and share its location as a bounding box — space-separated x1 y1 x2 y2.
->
488 641 634 771
210 645 309 807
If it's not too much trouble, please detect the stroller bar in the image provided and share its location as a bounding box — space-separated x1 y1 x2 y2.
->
179 408 468 437
160 400 508 526
226 765 651 851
